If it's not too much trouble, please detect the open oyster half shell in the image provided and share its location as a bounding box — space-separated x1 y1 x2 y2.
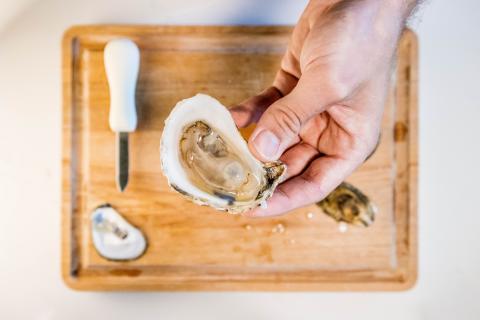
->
160 94 286 213
317 182 377 227
91 204 147 261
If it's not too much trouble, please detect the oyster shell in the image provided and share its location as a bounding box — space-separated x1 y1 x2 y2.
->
317 182 376 227
160 94 286 213
91 204 147 261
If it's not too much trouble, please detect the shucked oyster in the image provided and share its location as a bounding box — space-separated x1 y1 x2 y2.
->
160 94 286 213
317 182 376 227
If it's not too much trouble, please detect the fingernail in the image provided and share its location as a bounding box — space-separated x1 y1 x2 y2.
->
252 130 279 160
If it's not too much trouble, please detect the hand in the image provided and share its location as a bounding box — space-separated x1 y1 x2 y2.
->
231 0 416 217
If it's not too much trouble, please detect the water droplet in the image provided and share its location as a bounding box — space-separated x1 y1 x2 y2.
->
289 239 296 245
306 212 314 219
338 222 348 233
244 224 252 231
272 223 285 234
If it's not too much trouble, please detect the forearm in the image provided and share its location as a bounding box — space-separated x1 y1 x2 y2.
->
325 0 419 56
377 0 419 28
321 0 419 28
398 0 419 21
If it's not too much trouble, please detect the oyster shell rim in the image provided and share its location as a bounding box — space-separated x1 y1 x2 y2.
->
160 93 286 214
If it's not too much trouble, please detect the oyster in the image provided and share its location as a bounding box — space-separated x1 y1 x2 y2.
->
317 182 376 227
160 94 286 213
91 204 147 261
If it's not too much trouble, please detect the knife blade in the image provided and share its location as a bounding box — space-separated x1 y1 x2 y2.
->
116 132 129 191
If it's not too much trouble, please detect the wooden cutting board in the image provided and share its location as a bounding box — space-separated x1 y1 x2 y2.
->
62 25 417 291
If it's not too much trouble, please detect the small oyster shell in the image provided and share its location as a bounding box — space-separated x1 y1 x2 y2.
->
160 94 286 213
317 182 376 227
91 204 147 261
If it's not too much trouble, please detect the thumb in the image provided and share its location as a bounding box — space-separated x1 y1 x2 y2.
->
249 72 338 161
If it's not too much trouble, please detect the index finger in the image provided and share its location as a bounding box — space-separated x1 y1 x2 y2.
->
229 87 282 128
244 155 360 217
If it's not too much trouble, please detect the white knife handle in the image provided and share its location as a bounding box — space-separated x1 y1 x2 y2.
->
104 39 140 132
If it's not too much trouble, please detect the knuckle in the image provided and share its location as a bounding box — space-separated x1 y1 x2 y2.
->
323 72 350 101
355 128 381 162
298 174 326 200
309 66 351 103
271 103 302 137
362 134 381 162
276 186 293 203
344 139 372 164
366 133 381 153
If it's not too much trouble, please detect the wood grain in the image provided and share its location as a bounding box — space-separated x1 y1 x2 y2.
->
61 25 418 291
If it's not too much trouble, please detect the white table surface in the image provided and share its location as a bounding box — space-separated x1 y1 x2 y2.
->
1 0 479 319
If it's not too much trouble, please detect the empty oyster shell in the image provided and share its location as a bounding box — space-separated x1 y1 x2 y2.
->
317 182 376 227
160 94 286 213
91 204 147 261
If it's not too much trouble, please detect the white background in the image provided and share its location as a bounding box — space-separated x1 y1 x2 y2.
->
1 0 479 319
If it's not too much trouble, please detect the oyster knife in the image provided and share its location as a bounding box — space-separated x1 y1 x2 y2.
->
104 39 140 192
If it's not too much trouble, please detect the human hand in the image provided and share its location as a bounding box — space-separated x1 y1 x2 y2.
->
231 0 416 217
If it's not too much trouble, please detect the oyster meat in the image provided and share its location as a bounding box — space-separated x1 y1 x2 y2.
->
160 94 286 213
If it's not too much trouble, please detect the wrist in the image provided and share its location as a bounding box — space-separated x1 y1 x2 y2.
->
363 0 417 24
352 0 416 40
383 0 418 21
